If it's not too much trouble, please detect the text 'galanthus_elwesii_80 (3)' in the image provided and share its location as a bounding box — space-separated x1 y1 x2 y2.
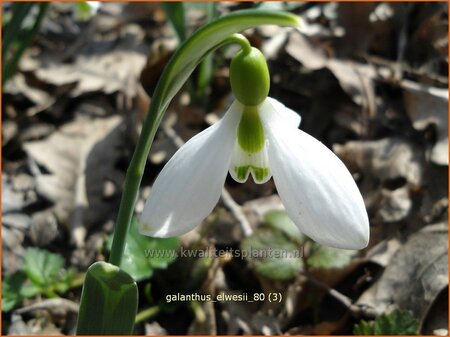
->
139 45 370 250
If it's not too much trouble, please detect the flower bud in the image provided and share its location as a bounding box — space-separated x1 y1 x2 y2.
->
230 47 270 106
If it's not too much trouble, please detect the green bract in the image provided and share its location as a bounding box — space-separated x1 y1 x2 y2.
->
230 47 270 106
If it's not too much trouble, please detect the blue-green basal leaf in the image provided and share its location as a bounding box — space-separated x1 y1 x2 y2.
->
76 262 138 335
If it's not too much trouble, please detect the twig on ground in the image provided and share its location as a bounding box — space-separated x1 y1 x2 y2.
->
15 298 80 315
220 189 253 236
301 272 377 320
362 54 448 85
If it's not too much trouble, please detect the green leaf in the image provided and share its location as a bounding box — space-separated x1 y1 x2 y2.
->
306 242 356 269
53 267 76 293
354 309 419 335
76 262 138 335
354 320 373 335
2 272 42 312
23 247 65 288
109 218 180 282
2 3 48 84
2 272 26 312
2 249 74 312
264 210 303 242
161 2 186 42
241 228 303 280
191 2 218 104
2 2 34 58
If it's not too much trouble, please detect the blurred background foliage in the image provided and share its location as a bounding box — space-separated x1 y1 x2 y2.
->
1 2 448 335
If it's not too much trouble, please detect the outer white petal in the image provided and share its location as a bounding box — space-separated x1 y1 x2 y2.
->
140 101 243 237
264 97 301 127
262 111 369 249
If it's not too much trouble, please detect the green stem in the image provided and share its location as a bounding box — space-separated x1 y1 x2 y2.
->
2 2 34 59
161 2 186 43
192 33 252 104
191 2 217 106
3 3 49 84
134 306 160 324
227 34 252 54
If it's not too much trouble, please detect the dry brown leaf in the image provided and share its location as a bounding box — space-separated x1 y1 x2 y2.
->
403 83 448 166
334 138 426 224
2 226 25 273
357 223 448 321
326 60 376 109
261 28 290 60
24 115 123 247
26 25 150 98
251 311 282 335
286 31 327 70
2 176 30 214
377 185 412 223
220 300 256 335
335 3 377 55
334 137 425 187
286 30 377 115
364 237 402 268
420 285 448 335
29 211 58 247
3 73 55 116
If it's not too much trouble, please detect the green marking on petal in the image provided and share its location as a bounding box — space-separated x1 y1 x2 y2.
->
234 165 269 182
237 105 265 153
253 166 269 181
235 165 250 181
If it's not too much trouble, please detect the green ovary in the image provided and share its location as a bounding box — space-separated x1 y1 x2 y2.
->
237 105 265 153
234 165 269 182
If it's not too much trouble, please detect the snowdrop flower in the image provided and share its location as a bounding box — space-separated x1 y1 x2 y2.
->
140 46 369 249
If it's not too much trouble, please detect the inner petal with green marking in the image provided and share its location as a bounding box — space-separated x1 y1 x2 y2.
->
237 105 265 153
229 105 271 184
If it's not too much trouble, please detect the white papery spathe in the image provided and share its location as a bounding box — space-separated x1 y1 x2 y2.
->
140 98 369 249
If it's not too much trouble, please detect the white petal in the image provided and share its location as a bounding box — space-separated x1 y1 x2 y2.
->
229 141 271 184
263 97 301 128
263 116 369 249
139 101 243 237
